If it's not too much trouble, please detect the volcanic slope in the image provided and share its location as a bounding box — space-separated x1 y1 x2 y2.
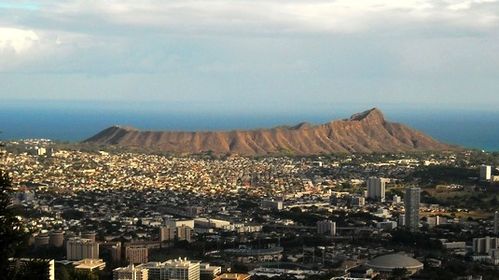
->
83 108 456 155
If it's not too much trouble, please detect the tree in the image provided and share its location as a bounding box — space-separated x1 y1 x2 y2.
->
0 170 30 276
56 265 71 280
8 259 50 280
390 268 409 280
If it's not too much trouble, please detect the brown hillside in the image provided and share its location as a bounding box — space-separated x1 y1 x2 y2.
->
83 108 457 155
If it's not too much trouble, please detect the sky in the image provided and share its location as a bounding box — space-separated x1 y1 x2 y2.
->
1 0 499 114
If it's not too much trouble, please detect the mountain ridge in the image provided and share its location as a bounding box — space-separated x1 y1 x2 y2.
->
83 108 457 155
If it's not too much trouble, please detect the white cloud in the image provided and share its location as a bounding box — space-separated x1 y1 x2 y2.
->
1 0 499 76
0 27 39 53
5 0 498 36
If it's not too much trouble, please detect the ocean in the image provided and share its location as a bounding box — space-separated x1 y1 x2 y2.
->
1 102 498 152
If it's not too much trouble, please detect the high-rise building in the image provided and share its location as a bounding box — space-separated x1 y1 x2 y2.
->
480 165 492 181
426 216 446 228
81 231 97 242
165 219 195 229
66 238 99 261
317 220 336 236
177 225 193 243
49 231 64 248
160 226 175 242
405 187 420 231
113 264 149 280
165 258 200 280
398 214 406 227
100 241 122 263
125 246 148 264
494 211 499 235
367 177 386 202
35 233 50 248
350 196 365 207
473 236 499 255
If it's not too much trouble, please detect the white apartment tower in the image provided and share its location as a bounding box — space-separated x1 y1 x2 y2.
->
405 187 421 232
480 165 492 181
367 177 386 202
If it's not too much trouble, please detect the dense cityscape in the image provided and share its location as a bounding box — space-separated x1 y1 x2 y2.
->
1 139 498 280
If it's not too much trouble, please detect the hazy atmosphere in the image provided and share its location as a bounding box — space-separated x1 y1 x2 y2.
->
1 0 499 112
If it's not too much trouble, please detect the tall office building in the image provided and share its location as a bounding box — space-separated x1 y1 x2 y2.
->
165 258 200 280
494 211 499 235
480 165 492 181
367 177 386 202
66 237 99 261
405 187 420 231
113 264 149 280
316 220 336 236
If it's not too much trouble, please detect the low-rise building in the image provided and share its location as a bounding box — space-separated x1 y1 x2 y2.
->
74 258 106 272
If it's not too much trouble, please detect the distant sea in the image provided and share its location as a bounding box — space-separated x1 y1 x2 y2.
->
1 102 498 152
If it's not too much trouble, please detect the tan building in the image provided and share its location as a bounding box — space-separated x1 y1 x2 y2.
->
81 231 97 242
214 273 250 280
114 264 149 280
177 225 193 243
164 258 200 280
66 238 99 261
74 258 106 272
160 226 175 242
126 246 149 264
165 219 195 229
